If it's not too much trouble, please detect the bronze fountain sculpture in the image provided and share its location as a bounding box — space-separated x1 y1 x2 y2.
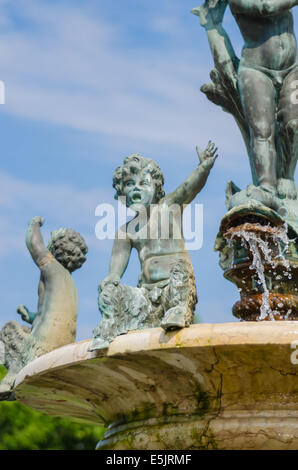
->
192 0 298 320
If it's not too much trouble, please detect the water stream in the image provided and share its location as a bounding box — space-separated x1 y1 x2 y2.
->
228 223 291 320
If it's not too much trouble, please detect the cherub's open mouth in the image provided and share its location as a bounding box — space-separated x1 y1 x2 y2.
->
132 193 142 202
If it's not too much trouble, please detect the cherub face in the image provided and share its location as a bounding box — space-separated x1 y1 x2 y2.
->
121 171 157 208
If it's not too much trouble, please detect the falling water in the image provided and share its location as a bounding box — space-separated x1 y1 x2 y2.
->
228 223 291 320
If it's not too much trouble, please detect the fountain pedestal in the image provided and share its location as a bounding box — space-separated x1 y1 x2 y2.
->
14 323 298 450
215 203 298 321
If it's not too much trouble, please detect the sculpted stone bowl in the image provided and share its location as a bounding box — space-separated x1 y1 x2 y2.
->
14 322 298 450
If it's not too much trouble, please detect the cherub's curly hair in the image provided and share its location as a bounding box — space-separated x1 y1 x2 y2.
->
47 228 88 272
113 153 165 202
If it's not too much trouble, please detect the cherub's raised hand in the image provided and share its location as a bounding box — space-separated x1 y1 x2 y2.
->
29 216 45 227
192 0 227 29
196 141 218 168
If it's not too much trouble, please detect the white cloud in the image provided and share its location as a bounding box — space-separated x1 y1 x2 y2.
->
0 0 246 162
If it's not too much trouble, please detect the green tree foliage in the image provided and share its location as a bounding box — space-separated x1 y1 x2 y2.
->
0 366 105 450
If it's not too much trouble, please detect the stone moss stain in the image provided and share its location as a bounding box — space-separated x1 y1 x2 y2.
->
194 390 210 417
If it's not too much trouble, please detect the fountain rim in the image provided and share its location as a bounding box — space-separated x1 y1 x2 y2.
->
224 221 286 240
14 321 298 392
219 203 285 234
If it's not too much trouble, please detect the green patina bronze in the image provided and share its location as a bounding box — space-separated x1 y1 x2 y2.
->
192 0 298 320
192 0 298 223
91 145 218 350
0 217 88 401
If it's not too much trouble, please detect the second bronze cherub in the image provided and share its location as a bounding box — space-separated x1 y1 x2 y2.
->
91 142 218 350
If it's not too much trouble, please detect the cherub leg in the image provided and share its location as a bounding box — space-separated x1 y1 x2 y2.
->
238 67 277 190
90 283 152 351
277 67 298 197
161 259 197 331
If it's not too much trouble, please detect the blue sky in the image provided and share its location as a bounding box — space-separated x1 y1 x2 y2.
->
1 0 297 340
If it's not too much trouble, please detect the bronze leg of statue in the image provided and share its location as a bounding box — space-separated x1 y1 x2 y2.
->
238 66 277 190
277 66 298 181
160 259 197 331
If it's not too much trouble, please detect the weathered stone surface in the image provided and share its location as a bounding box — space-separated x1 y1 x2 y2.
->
15 322 298 450
0 321 31 370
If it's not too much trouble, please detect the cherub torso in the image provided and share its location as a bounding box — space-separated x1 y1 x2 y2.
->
127 202 193 284
229 2 297 70
30 259 78 353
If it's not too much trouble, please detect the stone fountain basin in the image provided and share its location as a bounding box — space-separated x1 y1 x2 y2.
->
14 322 298 450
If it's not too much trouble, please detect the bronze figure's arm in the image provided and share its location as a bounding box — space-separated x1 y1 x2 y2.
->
192 0 237 74
192 1 250 152
99 229 132 290
25 216 48 265
166 142 218 206
16 305 37 324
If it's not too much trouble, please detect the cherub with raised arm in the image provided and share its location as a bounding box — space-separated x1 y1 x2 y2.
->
91 143 218 350
0 216 88 400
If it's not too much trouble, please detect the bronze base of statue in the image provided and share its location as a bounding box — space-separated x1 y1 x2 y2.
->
232 293 298 321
